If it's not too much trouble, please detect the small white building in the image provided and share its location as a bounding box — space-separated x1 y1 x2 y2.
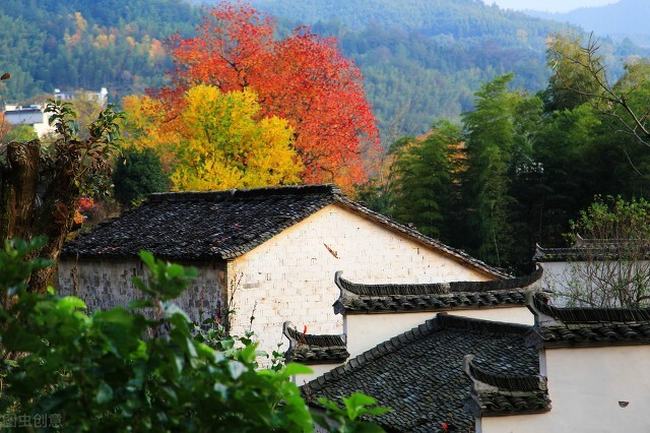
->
59 185 505 358
470 295 650 433
3 104 55 138
297 270 650 432
535 236 650 306
54 87 109 107
292 270 543 431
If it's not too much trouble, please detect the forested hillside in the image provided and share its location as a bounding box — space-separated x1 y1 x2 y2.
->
2 0 649 141
0 0 198 100
180 0 650 140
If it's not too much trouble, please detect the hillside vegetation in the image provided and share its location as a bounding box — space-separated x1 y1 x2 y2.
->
0 0 198 100
2 0 649 141
187 0 650 140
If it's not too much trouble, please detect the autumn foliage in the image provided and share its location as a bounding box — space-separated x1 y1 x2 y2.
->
123 85 302 191
164 4 379 188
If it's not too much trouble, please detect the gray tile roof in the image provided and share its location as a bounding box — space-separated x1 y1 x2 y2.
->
528 293 650 348
302 314 538 433
283 322 349 364
534 239 650 262
62 185 505 277
334 266 542 314
464 355 551 417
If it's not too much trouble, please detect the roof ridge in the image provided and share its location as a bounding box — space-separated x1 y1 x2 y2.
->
437 314 533 336
147 184 340 203
529 293 650 324
335 266 541 297
535 243 650 262
302 314 532 395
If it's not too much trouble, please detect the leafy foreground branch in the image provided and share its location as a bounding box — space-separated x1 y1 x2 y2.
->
0 238 387 433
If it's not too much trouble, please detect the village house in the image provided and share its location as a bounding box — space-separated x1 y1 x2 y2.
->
535 235 650 306
289 269 650 433
2 104 55 138
469 295 650 433
59 184 505 356
284 269 543 431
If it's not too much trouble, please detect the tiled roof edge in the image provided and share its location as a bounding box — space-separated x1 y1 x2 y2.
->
148 184 340 203
335 266 542 298
534 243 650 262
464 355 551 417
464 355 546 392
528 292 650 324
283 322 349 365
302 314 533 397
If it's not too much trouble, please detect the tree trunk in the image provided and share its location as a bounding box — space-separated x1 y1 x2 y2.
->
0 140 40 241
28 148 80 293
0 140 80 293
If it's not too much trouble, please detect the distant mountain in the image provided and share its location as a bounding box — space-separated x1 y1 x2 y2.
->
2 0 649 143
0 0 199 101
234 0 648 140
526 0 650 40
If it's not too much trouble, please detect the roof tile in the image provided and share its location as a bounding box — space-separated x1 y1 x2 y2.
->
302 315 538 433
63 185 505 277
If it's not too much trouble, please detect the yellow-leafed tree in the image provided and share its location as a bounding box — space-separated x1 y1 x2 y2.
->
122 85 303 191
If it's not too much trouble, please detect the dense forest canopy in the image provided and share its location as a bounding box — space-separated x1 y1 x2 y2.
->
0 0 199 101
3 0 649 142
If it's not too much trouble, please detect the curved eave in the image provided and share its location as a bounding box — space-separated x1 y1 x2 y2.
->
333 267 542 314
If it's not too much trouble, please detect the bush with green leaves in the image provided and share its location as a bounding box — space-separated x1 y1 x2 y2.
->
0 238 387 432
562 196 650 307
112 148 169 207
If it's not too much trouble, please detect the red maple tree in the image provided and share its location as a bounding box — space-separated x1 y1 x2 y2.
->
166 4 379 188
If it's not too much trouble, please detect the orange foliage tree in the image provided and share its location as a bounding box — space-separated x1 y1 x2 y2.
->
165 4 379 189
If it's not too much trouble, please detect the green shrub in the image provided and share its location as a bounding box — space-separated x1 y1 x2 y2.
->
113 148 169 207
0 238 386 432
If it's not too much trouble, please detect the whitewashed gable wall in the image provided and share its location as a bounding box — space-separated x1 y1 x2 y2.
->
226 203 492 358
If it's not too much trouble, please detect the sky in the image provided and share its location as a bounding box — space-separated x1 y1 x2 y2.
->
482 0 618 13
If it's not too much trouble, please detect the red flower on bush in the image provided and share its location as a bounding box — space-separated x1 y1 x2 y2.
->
78 197 95 212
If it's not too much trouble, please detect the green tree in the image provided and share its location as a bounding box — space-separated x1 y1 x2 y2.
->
113 148 169 207
0 238 387 433
545 33 602 111
390 121 459 239
0 100 123 293
2 124 37 143
562 196 650 307
463 74 520 267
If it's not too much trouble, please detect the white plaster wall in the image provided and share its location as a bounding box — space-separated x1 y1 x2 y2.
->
227 204 493 358
482 345 650 433
540 261 650 306
539 261 584 305
294 364 343 386
58 258 226 323
345 307 533 358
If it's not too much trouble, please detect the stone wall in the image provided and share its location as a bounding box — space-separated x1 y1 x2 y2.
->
58 258 226 323
227 203 494 358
